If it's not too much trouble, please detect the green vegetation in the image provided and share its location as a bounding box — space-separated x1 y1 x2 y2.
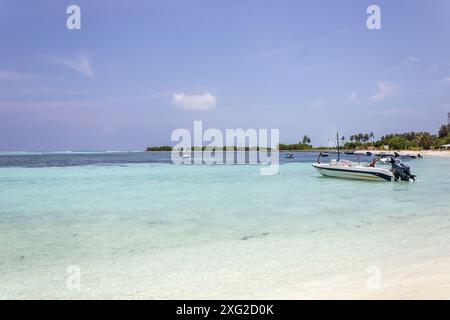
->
278 143 313 151
438 124 449 138
343 123 450 150
146 146 173 151
280 124 450 151
278 135 313 150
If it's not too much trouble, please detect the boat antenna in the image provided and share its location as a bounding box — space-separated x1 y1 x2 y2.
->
337 132 340 162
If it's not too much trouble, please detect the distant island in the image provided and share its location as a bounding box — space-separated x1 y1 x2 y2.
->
146 123 450 152
146 146 272 152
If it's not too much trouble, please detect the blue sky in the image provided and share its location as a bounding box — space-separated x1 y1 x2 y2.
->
1 0 450 150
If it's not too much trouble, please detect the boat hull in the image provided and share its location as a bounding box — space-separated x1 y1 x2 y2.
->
313 164 393 182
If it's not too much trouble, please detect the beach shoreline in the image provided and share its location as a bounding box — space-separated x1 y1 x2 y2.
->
277 149 450 157
353 150 450 157
395 150 450 157
280 256 450 300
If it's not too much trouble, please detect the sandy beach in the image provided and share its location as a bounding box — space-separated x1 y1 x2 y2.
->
281 257 450 300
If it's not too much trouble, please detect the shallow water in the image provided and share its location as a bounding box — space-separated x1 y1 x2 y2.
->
0 152 449 298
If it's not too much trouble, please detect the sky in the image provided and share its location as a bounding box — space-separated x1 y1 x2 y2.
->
1 0 450 150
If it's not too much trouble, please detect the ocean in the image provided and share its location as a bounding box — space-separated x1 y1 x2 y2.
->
0 151 449 298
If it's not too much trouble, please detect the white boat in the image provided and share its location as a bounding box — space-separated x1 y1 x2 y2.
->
312 134 416 182
313 159 394 182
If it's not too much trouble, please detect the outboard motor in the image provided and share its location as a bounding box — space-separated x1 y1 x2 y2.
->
390 158 416 181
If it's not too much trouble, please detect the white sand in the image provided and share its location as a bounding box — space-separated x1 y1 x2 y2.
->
279 257 450 300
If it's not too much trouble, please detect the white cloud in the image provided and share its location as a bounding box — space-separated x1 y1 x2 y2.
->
47 55 95 78
172 92 217 110
0 70 31 81
349 92 360 104
403 56 420 65
368 81 398 102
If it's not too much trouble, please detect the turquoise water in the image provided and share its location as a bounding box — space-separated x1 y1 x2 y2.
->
0 153 449 298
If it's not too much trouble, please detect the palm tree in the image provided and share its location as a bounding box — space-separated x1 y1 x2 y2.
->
363 133 370 143
302 135 311 145
438 124 449 138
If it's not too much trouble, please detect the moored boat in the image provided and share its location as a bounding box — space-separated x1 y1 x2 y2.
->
313 159 394 181
312 134 416 182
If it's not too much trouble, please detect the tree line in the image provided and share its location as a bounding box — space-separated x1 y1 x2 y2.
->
343 123 450 150
146 124 450 151
278 135 313 151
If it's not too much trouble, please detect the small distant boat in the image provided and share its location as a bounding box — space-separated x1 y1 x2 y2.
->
366 151 372 156
375 152 395 157
389 152 417 159
344 151 355 155
285 153 294 159
320 153 329 157
399 153 417 159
